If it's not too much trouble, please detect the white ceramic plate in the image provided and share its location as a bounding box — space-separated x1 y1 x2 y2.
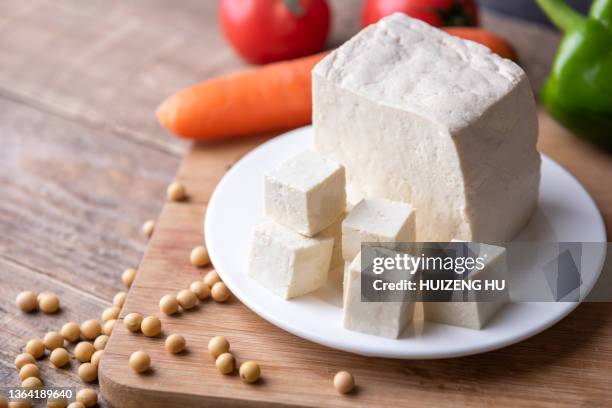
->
205 126 607 359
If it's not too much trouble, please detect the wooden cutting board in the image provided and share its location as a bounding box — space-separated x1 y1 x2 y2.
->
99 111 612 408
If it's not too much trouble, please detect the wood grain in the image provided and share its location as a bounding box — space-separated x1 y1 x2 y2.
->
0 0 366 156
100 110 612 408
0 96 177 405
0 97 177 300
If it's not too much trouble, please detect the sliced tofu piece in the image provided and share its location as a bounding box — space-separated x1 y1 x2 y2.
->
264 150 346 237
343 251 416 338
312 13 540 242
342 198 416 262
423 243 509 330
248 221 333 299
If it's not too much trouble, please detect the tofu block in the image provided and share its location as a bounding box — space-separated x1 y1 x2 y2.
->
342 261 351 308
343 251 415 338
313 13 540 242
423 243 509 330
248 221 333 299
264 150 346 237
342 198 416 262
317 212 346 271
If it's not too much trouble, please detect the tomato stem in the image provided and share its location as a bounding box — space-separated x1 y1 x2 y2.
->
283 0 305 16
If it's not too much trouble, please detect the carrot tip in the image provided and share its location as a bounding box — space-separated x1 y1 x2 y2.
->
156 99 170 127
157 96 182 137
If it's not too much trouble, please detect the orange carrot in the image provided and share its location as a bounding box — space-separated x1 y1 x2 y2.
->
157 52 327 141
443 27 518 62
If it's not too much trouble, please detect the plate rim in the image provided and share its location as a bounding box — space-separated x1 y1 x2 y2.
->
205 125 607 359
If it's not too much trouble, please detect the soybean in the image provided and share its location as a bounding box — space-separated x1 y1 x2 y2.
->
76 389 97 407
124 313 143 333
203 270 221 287
14 353 36 369
80 320 101 340
15 291 38 313
141 219 155 239
177 289 197 310
141 316 162 337
43 331 64 350
159 294 179 315
18 364 40 381
90 350 104 367
60 322 81 343
208 336 229 358
190 246 209 267
333 371 355 394
93 335 108 351
21 377 43 389
101 306 120 323
24 339 45 359
39 293 60 314
74 342 95 363
190 281 210 300
165 334 186 354
211 282 230 303
129 351 150 373
113 291 127 308
166 181 186 201
239 361 261 383
78 363 97 383
50 348 70 368
215 353 234 375
103 319 116 335
121 268 137 288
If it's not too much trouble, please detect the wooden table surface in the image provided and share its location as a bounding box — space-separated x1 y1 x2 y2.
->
2 1 607 407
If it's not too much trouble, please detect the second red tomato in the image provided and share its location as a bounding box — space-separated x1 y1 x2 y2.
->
220 0 331 65
361 0 479 28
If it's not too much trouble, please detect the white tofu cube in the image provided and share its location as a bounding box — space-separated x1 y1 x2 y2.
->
343 251 415 338
248 221 333 299
317 212 346 272
342 198 416 262
264 151 346 237
423 243 509 329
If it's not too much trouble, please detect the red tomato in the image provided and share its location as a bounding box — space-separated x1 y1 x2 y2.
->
220 0 331 65
361 0 479 28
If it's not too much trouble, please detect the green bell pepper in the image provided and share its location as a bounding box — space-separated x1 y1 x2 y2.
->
537 0 612 150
